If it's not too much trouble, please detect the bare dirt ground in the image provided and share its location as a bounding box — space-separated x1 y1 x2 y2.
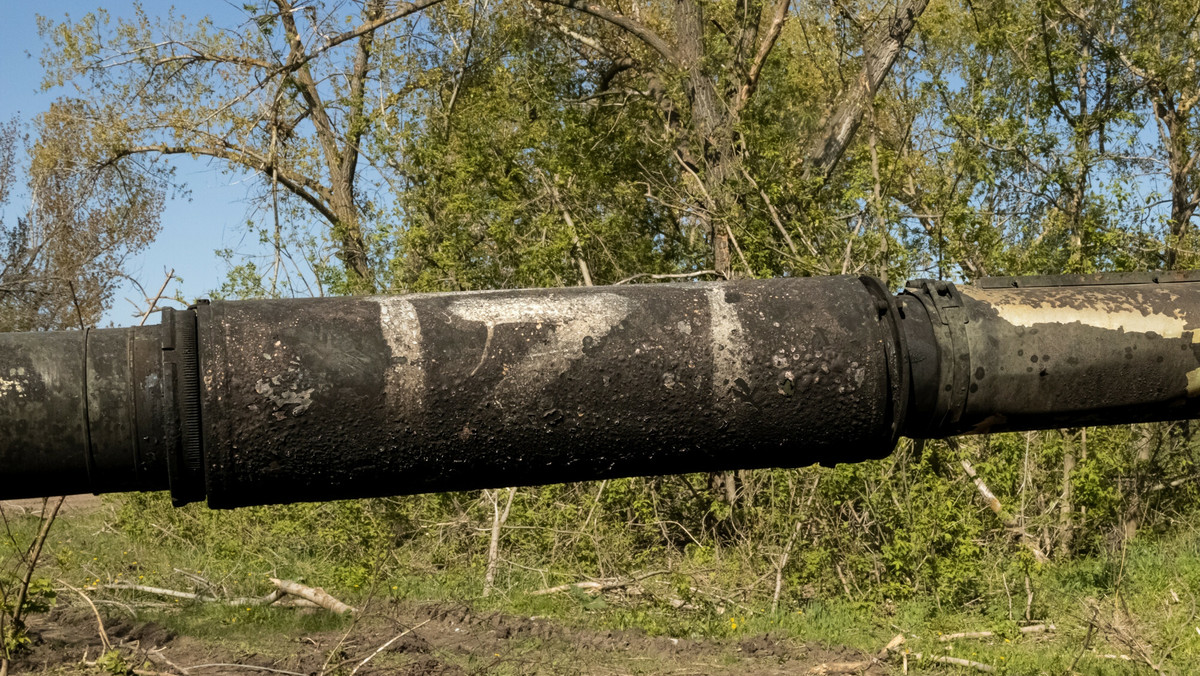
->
0 495 104 517
16 602 882 675
6 495 883 675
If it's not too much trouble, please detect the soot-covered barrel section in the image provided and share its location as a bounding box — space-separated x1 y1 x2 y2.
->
196 276 903 508
0 325 173 500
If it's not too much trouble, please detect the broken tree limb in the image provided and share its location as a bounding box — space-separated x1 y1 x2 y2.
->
348 619 431 676
59 579 112 653
100 583 219 603
529 581 606 596
146 648 189 675
101 582 322 610
807 661 875 674
910 653 996 673
185 664 304 676
808 633 905 674
961 459 1050 563
269 578 354 614
529 570 668 596
99 583 288 608
938 623 1056 642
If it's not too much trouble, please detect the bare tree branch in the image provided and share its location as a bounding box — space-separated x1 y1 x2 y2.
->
534 0 681 65
803 0 930 181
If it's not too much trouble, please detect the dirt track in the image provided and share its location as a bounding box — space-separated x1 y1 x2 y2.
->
0 495 104 517
18 601 882 675
4 495 883 674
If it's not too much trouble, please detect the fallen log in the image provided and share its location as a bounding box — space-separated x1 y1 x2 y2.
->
98 582 323 610
529 570 667 597
911 652 996 673
808 633 905 674
269 578 354 614
938 623 1055 642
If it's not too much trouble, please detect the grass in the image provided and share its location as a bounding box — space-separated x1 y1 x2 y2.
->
7 499 1200 673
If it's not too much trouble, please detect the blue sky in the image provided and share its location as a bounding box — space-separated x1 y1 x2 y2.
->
1 1 268 326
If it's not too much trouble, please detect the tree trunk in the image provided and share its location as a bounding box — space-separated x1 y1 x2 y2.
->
674 0 737 279
330 197 374 291
802 0 931 181
1059 430 1075 558
1123 426 1155 541
1158 98 1200 270
483 487 517 597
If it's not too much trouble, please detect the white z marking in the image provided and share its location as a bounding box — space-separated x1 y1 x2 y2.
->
449 294 632 405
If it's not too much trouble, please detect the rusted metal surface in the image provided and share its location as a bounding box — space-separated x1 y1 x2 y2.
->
6 271 1200 508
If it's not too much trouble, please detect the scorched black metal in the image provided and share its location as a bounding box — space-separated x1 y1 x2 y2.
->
3 270 1200 507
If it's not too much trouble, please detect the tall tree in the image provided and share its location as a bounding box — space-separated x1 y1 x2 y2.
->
392 3 688 291
526 0 930 278
891 0 1152 280
39 0 448 293
0 106 164 331
1054 0 1200 270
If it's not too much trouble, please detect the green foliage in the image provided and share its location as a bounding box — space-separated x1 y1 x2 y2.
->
13 0 1200 670
118 492 398 590
0 576 55 655
94 649 130 675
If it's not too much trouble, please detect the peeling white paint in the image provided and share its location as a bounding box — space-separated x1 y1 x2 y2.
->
708 288 749 401
377 297 424 413
968 287 1200 398
1188 368 1200 397
966 288 1199 339
990 302 1192 338
449 294 631 404
1 366 27 397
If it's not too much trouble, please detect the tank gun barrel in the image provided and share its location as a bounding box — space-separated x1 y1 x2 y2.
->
4 271 1200 508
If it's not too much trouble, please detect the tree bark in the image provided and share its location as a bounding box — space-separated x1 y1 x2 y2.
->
483 487 516 597
269 578 355 614
330 0 386 292
1059 430 1075 558
1157 97 1200 270
802 0 930 182
672 0 737 279
272 1 383 290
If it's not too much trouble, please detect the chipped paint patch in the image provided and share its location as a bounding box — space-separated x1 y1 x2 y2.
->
254 376 315 416
377 297 424 413
963 287 1200 339
0 367 27 397
964 286 1195 338
0 377 25 397
1188 368 1200 397
989 302 1192 337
